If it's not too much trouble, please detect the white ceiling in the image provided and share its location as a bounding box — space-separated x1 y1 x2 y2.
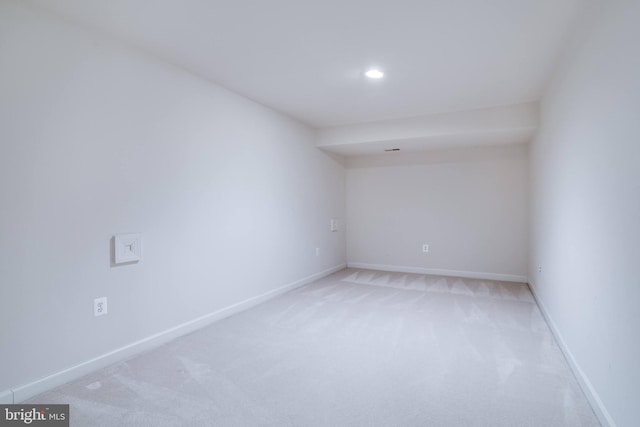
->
32 0 585 129
316 102 538 156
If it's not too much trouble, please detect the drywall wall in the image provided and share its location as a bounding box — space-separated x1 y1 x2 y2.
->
0 1 345 396
528 1 640 425
346 145 528 281
316 102 538 156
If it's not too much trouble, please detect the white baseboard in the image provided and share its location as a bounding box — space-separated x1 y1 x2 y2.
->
347 262 528 283
0 389 13 404
12 263 346 403
528 280 615 427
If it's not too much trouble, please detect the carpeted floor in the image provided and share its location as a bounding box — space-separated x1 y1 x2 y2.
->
29 268 600 426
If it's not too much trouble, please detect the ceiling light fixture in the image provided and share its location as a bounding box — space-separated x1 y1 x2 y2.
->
365 69 384 79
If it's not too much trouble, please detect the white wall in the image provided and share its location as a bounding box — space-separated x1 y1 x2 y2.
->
528 1 640 426
0 1 345 396
346 145 528 281
316 102 538 156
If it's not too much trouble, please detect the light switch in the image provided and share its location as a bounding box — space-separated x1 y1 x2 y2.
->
330 218 339 232
114 233 142 264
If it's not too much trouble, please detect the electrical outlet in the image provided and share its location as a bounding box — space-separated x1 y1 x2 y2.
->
94 297 108 317
538 265 542 273
422 244 429 253
315 247 320 256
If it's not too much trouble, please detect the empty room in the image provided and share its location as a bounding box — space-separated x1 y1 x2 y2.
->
0 0 638 426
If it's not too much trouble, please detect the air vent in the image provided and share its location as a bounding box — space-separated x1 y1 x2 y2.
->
384 148 400 152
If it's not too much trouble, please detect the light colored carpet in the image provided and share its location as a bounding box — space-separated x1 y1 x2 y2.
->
29 268 600 426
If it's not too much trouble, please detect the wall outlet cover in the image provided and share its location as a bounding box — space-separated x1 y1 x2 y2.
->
94 297 108 317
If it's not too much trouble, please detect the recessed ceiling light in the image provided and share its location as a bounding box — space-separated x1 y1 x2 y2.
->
365 69 384 79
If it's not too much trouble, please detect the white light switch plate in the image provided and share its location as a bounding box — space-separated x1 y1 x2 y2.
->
114 233 142 264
